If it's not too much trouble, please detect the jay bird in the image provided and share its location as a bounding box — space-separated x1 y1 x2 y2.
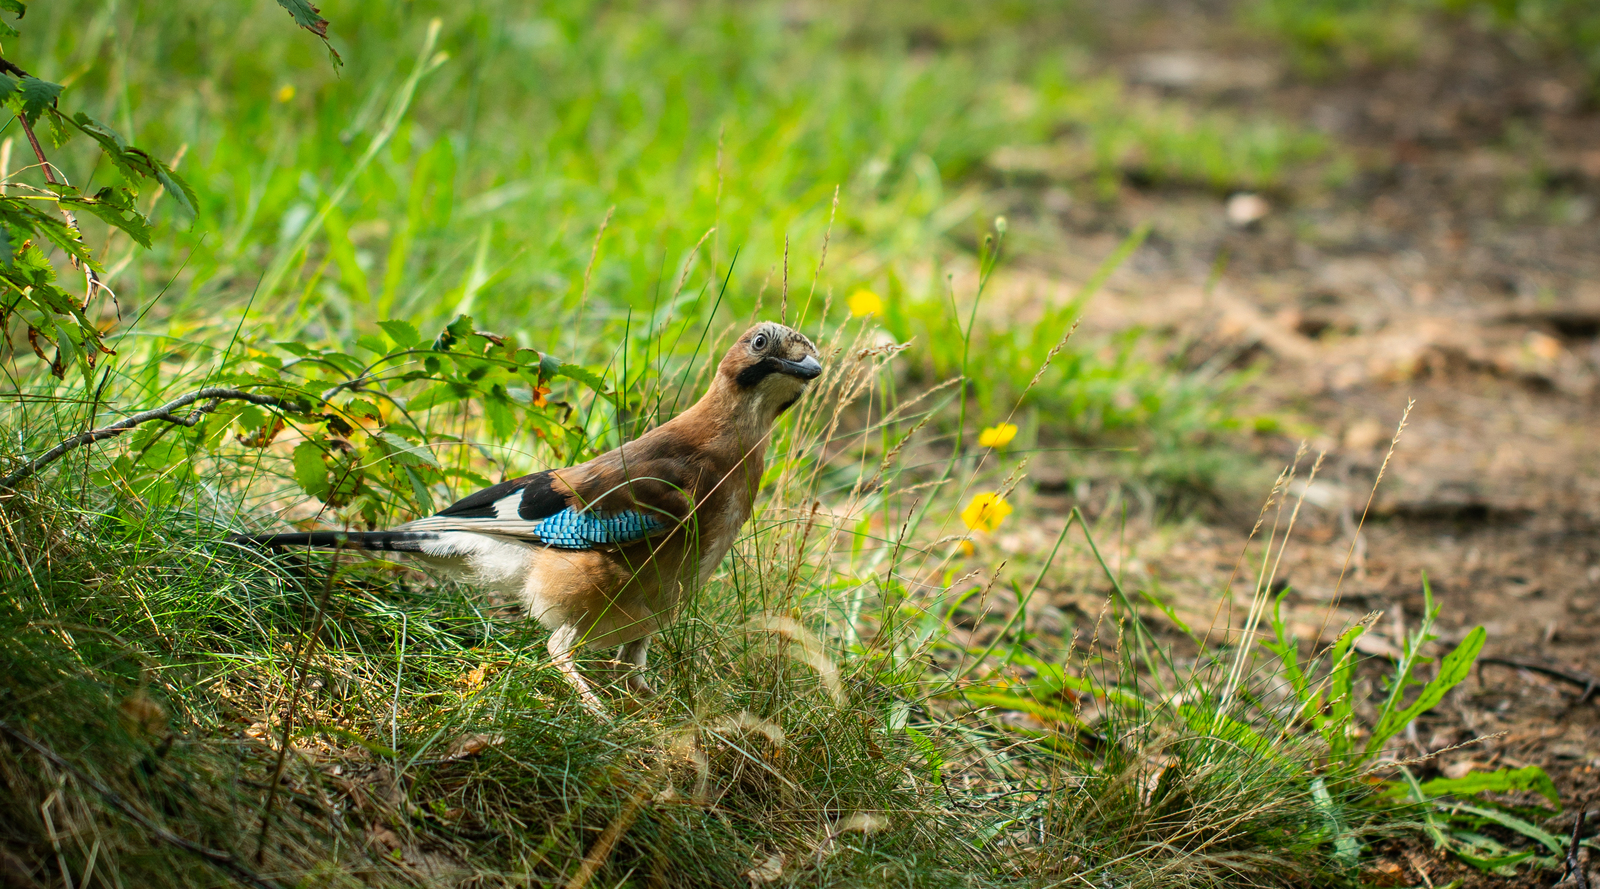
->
241 322 823 713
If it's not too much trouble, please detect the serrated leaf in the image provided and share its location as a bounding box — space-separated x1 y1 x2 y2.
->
433 314 475 352
378 319 422 349
151 163 198 217
1421 766 1560 808
292 441 330 500
442 467 493 490
1453 847 1537 873
67 116 198 215
400 465 433 514
483 389 515 439
1445 802 1565 855
1367 625 1486 757
275 0 342 66
556 362 609 393
375 430 438 468
66 188 153 247
69 112 127 152
0 74 18 104
276 0 329 35
353 334 389 356
323 448 362 507
405 382 465 413
17 76 62 123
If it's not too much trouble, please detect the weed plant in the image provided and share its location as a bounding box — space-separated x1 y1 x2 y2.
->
3 251 1535 886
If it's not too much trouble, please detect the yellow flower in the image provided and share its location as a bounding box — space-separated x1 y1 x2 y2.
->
960 492 1012 534
275 84 296 103
848 289 883 318
977 422 1018 449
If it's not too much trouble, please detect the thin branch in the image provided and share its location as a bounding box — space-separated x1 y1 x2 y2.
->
1480 656 1599 704
0 55 110 312
0 721 287 889
1565 805 1590 889
1 387 307 488
20 119 104 305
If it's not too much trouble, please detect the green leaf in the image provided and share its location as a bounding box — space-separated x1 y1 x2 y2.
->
378 319 422 349
151 163 199 217
276 0 329 34
483 388 515 439
275 0 343 66
66 115 198 215
406 382 467 413
399 465 434 514
1453 848 1537 873
556 362 609 393
0 1 20 38
1366 625 1486 757
961 690 1083 728
292 441 330 500
65 188 153 247
1421 766 1560 808
1321 620 1366 760
0 75 18 104
16 76 62 123
68 112 127 153
374 430 438 468
1445 802 1565 855
353 334 389 356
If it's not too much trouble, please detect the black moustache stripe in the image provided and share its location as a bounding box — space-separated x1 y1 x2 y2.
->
735 358 782 388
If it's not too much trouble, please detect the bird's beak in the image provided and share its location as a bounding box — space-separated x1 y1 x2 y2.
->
777 355 823 380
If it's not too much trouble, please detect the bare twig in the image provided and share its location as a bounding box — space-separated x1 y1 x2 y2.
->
1 387 306 488
1564 804 1590 889
0 721 286 889
1480 657 1599 706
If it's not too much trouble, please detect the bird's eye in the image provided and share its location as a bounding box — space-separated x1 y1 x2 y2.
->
752 333 768 351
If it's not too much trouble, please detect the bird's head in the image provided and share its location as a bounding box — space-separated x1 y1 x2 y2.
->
717 321 822 419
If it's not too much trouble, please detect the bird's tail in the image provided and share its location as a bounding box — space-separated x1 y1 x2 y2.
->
229 530 437 553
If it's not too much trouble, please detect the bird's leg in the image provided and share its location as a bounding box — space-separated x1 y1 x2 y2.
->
618 636 654 697
548 624 607 716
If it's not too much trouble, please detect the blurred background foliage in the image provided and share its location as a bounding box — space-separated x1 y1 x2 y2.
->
7 0 1599 499
6 0 1336 504
1255 0 1600 80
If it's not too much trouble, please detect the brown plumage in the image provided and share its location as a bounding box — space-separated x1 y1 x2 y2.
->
244 322 823 713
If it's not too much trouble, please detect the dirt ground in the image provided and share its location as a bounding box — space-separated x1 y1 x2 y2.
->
985 6 1600 885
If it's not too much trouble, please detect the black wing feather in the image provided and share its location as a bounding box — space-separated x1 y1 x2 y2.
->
435 470 569 521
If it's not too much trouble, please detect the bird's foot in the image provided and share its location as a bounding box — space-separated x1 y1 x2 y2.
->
624 672 656 698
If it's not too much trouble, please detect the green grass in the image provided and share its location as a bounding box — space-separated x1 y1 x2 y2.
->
10 0 1322 477
1 349 1389 888
1252 0 1600 85
0 1 1541 887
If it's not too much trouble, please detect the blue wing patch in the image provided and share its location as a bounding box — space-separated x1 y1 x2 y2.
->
532 508 666 549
